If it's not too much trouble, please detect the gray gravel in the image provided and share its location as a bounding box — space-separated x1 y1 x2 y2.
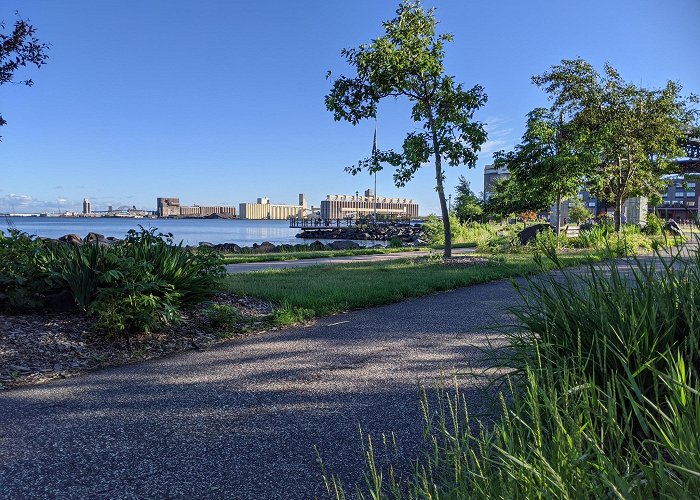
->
0 277 516 499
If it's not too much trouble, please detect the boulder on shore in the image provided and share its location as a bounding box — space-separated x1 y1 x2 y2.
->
255 241 277 253
309 240 326 251
665 219 684 237
517 224 555 246
59 234 83 245
329 240 361 250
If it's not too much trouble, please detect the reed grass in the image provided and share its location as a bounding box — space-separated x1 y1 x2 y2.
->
322 241 700 498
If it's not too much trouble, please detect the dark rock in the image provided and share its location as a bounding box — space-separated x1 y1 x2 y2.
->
43 290 78 313
84 232 105 243
517 224 555 245
85 232 115 246
221 243 241 253
329 240 361 250
665 219 684 237
58 234 83 245
256 241 277 253
309 240 326 251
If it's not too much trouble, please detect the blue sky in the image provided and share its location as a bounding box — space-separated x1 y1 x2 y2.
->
1 0 698 215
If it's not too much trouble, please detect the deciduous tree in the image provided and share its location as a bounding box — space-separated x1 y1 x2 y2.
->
0 14 49 139
325 1 487 257
452 175 482 223
533 58 696 232
492 107 593 237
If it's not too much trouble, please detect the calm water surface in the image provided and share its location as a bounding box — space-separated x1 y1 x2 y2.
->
0 217 370 247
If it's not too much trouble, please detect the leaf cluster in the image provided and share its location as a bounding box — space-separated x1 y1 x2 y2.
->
325 0 487 187
0 227 225 336
533 58 696 206
0 15 49 132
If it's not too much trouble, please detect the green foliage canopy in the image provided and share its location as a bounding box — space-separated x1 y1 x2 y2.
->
0 15 49 135
490 107 594 232
533 58 697 231
452 175 483 222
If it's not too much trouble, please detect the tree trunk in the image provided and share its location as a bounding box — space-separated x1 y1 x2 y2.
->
614 197 623 232
426 105 451 258
554 193 561 238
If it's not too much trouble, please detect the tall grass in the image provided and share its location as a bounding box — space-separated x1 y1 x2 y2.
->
423 214 496 246
324 241 700 498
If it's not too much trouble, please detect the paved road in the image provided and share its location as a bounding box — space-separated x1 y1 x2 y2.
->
225 247 475 273
0 278 514 499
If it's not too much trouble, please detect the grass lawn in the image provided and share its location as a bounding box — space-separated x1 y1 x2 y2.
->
221 242 476 263
224 250 606 319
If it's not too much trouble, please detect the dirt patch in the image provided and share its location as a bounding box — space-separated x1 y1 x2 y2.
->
0 293 274 389
442 256 491 266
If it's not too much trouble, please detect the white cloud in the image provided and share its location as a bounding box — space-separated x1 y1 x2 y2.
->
0 194 80 214
480 117 515 157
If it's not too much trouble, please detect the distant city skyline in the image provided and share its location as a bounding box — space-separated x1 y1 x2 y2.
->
1 0 698 215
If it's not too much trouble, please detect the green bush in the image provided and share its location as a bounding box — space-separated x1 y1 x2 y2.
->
0 229 55 311
577 221 652 256
90 285 182 336
423 214 496 246
207 303 241 331
644 212 664 235
2 227 225 336
387 236 403 248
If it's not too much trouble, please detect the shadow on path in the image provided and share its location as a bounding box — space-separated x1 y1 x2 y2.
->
0 279 515 499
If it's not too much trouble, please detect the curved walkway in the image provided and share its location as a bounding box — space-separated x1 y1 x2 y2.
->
0 277 514 499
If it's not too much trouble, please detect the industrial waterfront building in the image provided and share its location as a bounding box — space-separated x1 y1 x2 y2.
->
320 189 419 219
238 194 308 220
156 198 236 218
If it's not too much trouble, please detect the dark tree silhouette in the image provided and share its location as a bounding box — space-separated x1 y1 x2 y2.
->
0 14 49 137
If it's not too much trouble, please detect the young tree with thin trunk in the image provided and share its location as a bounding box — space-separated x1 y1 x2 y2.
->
325 1 487 257
533 58 695 232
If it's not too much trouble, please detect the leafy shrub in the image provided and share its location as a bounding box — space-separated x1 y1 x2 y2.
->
207 304 241 331
3 226 225 336
0 229 55 311
387 236 403 248
577 221 652 256
424 214 496 246
90 285 182 336
644 212 664 235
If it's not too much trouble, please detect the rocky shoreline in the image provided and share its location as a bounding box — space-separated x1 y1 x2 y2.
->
41 225 428 254
295 221 426 244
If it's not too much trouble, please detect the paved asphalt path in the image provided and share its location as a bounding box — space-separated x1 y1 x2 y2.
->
225 247 475 273
0 278 515 499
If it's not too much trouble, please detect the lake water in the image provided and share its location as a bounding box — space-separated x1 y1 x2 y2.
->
0 217 376 247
